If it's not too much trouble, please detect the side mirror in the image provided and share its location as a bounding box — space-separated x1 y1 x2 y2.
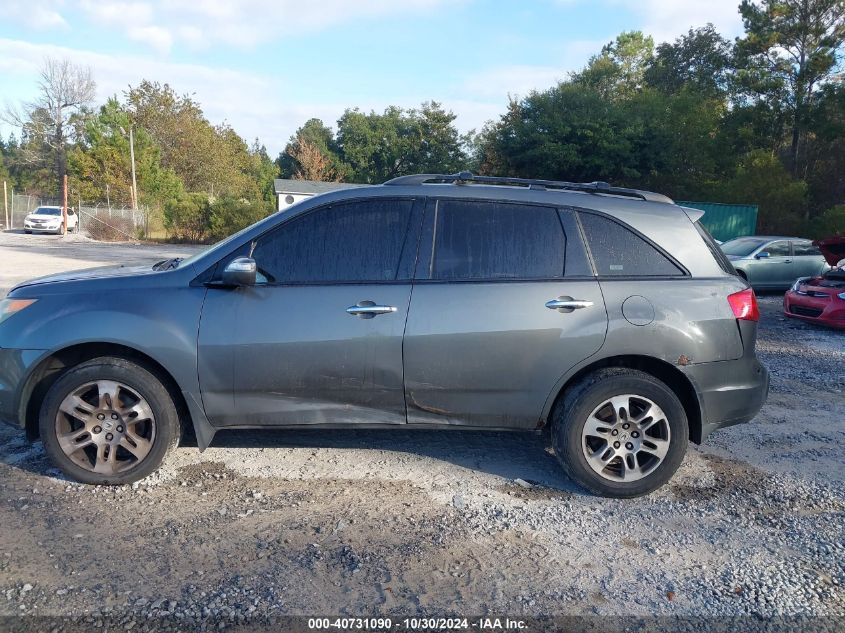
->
222 257 256 286
755 251 770 259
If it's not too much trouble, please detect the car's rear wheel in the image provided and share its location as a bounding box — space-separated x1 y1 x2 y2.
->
39 357 180 485
551 368 688 498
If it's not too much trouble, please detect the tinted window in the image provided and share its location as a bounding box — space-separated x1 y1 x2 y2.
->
694 221 736 275
431 200 565 280
764 241 790 257
558 210 593 276
793 241 821 257
721 238 767 257
35 207 61 216
579 212 684 277
251 199 414 283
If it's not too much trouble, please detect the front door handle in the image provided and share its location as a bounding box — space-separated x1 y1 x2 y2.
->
346 300 398 319
545 297 594 313
783 259 792 263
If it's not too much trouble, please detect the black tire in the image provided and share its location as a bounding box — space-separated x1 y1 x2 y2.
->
39 356 180 485
551 368 688 498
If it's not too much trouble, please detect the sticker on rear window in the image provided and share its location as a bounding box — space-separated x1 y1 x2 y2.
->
609 265 624 271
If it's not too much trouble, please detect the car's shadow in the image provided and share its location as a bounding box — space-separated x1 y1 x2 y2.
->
0 425 582 494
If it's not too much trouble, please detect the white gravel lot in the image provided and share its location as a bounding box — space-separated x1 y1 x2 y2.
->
0 230 843 630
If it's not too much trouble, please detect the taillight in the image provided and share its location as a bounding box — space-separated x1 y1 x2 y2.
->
727 288 759 321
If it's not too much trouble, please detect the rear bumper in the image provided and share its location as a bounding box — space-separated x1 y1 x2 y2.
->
680 352 770 442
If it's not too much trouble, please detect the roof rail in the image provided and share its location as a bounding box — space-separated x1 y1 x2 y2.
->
383 171 674 204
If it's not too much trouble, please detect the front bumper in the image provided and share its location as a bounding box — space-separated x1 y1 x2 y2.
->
680 351 770 442
0 347 47 429
783 291 845 329
24 223 62 233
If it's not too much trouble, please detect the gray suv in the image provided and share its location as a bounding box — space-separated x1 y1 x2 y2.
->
0 173 769 497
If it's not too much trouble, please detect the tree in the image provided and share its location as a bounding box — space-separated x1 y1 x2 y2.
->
288 138 342 181
277 118 346 180
209 196 269 241
572 31 655 98
475 85 638 182
67 98 182 209
804 83 845 214
645 25 734 96
737 0 845 173
713 150 808 233
3 58 96 197
335 102 468 182
125 81 264 202
163 192 211 242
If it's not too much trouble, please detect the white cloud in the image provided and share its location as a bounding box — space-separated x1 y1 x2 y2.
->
611 0 744 43
79 0 154 25
68 0 457 53
0 37 494 155
127 25 173 55
0 0 67 30
462 34 611 100
0 38 287 149
464 65 565 99
553 0 744 44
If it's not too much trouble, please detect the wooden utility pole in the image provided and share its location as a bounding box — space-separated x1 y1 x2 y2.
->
62 175 68 236
3 181 7 231
129 126 138 210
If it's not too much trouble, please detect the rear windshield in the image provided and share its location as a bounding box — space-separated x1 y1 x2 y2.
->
34 207 62 216
694 221 737 276
720 237 766 257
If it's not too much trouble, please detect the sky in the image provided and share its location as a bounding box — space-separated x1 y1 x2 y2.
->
0 0 746 156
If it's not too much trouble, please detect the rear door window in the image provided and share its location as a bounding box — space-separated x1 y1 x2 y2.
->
578 211 684 277
429 200 565 280
793 242 821 257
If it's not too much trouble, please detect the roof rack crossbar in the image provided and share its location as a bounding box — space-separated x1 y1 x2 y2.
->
383 172 674 204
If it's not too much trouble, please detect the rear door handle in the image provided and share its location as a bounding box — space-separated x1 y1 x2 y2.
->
346 301 398 318
545 298 594 312
783 259 793 263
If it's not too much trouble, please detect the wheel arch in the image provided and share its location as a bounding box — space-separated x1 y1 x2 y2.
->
542 354 703 444
19 342 193 442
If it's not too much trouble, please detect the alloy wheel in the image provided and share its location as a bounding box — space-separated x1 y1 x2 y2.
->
54 380 156 475
581 394 671 482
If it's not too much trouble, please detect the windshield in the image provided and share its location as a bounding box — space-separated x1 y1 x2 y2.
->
720 238 766 257
178 219 265 268
33 207 61 216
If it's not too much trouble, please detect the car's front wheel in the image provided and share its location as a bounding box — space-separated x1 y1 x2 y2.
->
551 368 688 498
39 356 181 485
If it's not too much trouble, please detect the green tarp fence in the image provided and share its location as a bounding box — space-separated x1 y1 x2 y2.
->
677 201 758 242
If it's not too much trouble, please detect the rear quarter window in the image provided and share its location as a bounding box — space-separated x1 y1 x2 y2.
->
578 211 685 277
694 221 737 276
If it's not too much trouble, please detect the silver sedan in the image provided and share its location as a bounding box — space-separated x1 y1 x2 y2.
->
721 236 830 290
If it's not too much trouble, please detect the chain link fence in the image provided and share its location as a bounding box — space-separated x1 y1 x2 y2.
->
2 192 152 240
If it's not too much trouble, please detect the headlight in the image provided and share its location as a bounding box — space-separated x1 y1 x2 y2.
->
0 298 38 325
838 292 845 300
790 278 809 292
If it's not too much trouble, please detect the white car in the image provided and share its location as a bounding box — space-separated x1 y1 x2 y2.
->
23 206 78 234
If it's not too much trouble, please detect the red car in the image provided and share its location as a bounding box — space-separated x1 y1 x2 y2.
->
783 235 845 329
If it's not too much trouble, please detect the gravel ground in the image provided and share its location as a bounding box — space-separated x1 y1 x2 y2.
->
0 230 843 630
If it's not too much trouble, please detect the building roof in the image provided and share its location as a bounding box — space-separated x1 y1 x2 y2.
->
273 179 367 195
